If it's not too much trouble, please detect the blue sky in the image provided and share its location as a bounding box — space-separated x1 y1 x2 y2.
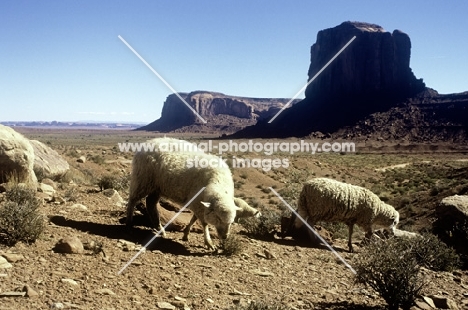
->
1 1 467 123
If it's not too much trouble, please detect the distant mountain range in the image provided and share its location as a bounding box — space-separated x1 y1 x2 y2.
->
0 121 144 129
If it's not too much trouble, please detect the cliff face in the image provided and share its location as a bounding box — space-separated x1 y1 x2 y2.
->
138 91 298 133
306 22 425 103
231 21 435 139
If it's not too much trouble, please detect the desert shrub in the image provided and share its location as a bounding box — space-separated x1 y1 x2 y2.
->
0 186 45 245
220 234 245 256
239 208 280 239
97 174 130 191
354 237 425 310
90 155 105 165
408 233 460 272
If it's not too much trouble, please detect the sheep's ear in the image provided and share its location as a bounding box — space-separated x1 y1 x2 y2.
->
201 201 211 208
234 206 242 211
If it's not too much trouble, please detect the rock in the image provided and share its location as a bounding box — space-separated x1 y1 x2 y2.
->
0 256 13 269
50 302 65 309
102 189 124 207
249 269 274 277
414 300 434 310
305 22 424 104
430 295 459 310
41 178 57 189
0 291 26 297
1 253 25 263
94 288 115 295
22 285 39 298
0 125 37 185
29 140 69 179
61 278 79 286
53 236 84 254
38 182 56 196
422 296 437 308
263 249 277 260
77 156 86 163
102 188 117 197
394 228 421 239
69 203 88 211
157 301 176 309
434 195 468 262
138 91 299 133
436 195 468 221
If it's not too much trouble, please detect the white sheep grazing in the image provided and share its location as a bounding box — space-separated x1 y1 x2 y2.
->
282 178 399 253
126 137 240 250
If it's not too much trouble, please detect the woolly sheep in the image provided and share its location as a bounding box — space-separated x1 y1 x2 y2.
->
126 137 241 250
282 178 399 252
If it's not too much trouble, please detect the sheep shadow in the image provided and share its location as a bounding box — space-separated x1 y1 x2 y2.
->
49 215 208 256
313 301 385 310
240 230 351 253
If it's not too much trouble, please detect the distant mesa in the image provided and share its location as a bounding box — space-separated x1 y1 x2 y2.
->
137 91 300 134
230 21 468 141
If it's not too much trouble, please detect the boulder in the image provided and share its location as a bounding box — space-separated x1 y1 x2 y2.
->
437 195 468 221
0 125 37 185
29 140 69 180
434 195 468 267
53 236 84 254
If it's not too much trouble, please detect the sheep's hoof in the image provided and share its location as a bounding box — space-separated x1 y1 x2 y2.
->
206 243 217 251
182 235 189 242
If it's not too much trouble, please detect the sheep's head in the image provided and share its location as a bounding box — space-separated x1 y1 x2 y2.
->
375 205 400 234
201 201 240 239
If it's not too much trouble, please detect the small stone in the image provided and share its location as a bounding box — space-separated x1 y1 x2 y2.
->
0 291 26 297
430 295 459 310
263 249 276 259
38 182 55 196
61 278 79 286
23 285 39 298
50 302 65 309
0 256 13 269
94 288 115 295
102 188 117 197
41 178 57 189
249 269 274 277
1 253 25 263
157 301 176 309
206 298 214 303
69 204 88 211
77 156 86 163
54 236 84 254
415 300 434 310
422 296 436 308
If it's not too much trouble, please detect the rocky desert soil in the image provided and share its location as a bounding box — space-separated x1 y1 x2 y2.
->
1 128 468 310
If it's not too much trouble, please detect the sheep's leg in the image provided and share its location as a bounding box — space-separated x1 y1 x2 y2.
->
202 221 216 250
126 196 140 227
146 190 166 237
182 214 198 241
347 224 354 253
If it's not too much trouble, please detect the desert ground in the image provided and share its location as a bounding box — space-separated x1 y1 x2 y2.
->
1 128 468 310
